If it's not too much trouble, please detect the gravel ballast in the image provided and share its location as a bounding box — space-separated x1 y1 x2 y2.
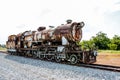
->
0 52 120 80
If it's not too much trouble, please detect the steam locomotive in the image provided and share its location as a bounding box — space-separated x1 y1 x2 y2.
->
6 20 97 64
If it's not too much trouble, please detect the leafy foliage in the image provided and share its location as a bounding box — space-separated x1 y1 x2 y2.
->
0 44 6 50
80 32 120 50
80 40 95 50
108 35 120 50
91 31 110 50
0 44 6 48
107 43 118 50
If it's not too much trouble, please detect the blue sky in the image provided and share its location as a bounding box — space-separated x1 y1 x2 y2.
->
0 0 120 44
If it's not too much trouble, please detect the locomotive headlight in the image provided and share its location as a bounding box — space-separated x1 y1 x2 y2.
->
77 22 85 28
93 50 98 56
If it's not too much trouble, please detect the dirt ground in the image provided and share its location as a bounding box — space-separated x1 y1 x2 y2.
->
94 52 120 67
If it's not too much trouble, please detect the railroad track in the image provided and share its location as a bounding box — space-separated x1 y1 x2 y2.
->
0 51 8 53
59 61 120 72
1 51 120 72
77 63 120 72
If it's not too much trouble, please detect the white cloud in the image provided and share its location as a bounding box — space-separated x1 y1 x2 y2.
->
0 0 120 44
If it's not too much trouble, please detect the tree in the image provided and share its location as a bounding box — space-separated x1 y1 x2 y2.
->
109 35 120 50
79 32 120 50
91 31 110 50
0 44 6 48
80 40 96 50
107 43 118 50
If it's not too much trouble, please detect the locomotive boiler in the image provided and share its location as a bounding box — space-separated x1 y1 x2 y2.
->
6 20 97 64
34 20 84 45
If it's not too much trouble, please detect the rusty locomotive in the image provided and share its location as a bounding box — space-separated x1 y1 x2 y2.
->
6 20 97 64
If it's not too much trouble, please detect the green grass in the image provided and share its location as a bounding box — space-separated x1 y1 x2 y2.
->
0 47 7 51
98 50 120 54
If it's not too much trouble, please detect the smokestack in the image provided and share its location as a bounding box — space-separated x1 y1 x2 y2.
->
66 19 72 24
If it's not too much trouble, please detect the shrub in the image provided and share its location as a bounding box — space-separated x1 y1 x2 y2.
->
108 43 118 50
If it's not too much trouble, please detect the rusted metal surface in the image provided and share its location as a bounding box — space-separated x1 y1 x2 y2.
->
41 29 54 41
22 31 32 36
6 20 97 64
34 28 54 41
34 27 46 41
6 35 17 49
8 35 16 41
37 26 46 31
6 20 85 50
6 41 16 49
15 33 22 48
24 35 33 48
14 31 36 48
21 31 35 48
34 21 84 43
54 22 84 42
